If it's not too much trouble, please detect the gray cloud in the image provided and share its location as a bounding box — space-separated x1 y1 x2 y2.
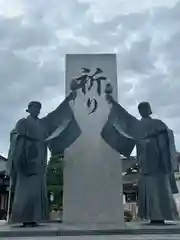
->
0 0 180 156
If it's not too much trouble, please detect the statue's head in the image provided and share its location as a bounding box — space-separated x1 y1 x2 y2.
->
138 102 152 118
26 101 42 118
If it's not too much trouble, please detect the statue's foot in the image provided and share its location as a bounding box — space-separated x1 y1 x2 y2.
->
31 222 39 227
150 220 165 225
22 222 39 227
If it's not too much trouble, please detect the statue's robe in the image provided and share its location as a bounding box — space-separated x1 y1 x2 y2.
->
168 129 178 172
6 99 81 224
101 102 179 221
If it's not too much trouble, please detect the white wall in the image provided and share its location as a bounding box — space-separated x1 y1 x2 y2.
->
0 160 6 172
174 180 180 213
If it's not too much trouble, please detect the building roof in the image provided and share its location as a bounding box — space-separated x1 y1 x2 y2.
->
122 156 137 173
0 155 7 161
122 153 180 187
0 155 7 173
122 156 138 189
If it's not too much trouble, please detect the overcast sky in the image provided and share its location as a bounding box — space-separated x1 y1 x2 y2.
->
0 0 180 157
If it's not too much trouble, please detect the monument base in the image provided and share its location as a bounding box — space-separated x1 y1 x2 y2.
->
0 221 180 238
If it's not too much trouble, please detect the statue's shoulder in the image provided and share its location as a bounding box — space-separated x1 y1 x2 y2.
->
16 118 27 126
15 118 27 132
152 118 167 130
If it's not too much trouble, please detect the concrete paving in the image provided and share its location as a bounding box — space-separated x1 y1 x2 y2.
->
1 235 180 240
0 221 180 238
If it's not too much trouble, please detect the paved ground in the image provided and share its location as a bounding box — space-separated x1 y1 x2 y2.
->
1 235 180 240
0 221 180 238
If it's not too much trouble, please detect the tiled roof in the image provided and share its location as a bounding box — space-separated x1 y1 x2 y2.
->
0 155 7 173
0 155 7 161
122 156 137 173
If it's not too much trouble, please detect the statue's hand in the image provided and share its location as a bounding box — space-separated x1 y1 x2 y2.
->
105 94 115 104
67 91 77 102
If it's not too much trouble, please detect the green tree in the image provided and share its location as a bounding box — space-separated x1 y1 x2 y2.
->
47 153 64 210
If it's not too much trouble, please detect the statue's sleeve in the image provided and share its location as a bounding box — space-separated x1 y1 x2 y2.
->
6 119 27 190
41 98 73 135
6 130 18 177
41 98 81 155
100 102 140 157
158 124 178 174
111 102 140 138
154 121 178 193
167 129 178 171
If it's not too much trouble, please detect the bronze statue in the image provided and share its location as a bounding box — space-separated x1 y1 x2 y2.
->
101 87 179 224
7 91 81 227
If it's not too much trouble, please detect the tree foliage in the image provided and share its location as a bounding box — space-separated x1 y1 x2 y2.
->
47 153 64 209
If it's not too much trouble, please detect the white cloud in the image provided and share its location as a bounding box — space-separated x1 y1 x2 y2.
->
0 0 25 18
78 0 179 22
0 0 180 156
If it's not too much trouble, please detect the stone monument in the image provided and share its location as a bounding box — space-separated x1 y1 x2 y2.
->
63 54 124 225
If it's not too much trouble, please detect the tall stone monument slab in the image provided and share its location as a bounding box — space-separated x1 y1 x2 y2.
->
63 54 124 225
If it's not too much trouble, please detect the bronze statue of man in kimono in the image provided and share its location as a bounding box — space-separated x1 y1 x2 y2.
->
7 91 81 227
101 89 179 224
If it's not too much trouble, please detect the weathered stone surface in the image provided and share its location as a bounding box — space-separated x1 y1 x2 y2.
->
63 54 124 225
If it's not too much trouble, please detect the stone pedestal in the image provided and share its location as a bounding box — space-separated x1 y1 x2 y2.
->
63 54 124 225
